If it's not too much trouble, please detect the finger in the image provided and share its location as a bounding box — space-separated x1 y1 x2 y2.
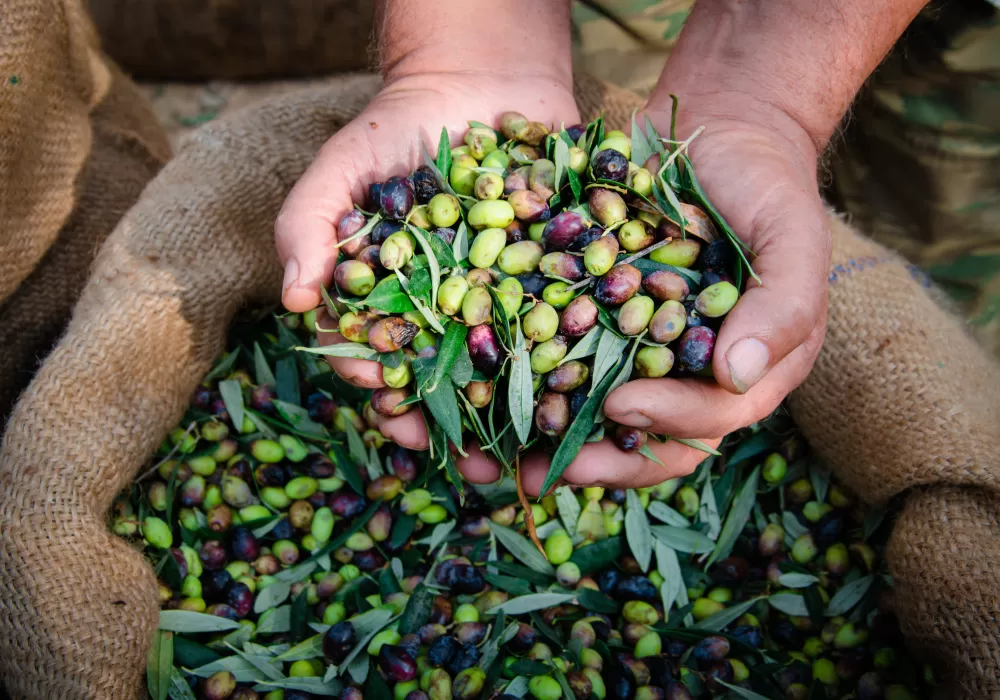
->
712 194 831 394
518 436 721 496
275 122 371 312
375 411 430 451
455 443 503 484
604 337 821 437
315 309 386 389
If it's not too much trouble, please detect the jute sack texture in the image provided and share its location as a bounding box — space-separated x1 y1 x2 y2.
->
86 0 375 80
1 72 999 699
0 0 171 418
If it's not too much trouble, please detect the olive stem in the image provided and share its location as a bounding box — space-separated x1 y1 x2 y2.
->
333 212 382 250
659 126 705 175
137 421 198 482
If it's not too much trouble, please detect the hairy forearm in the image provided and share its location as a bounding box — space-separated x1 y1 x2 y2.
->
376 0 574 86
649 0 928 153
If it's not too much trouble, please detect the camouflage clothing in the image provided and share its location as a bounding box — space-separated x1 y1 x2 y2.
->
571 0 1000 354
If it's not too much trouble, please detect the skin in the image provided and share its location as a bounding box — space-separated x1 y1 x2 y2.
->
278 0 928 495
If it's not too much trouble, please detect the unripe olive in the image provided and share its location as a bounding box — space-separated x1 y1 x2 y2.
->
597 135 631 159
500 111 528 140
559 294 598 336
675 485 700 517
468 200 515 231
481 149 511 170
461 287 493 326
650 238 701 268
642 270 690 302
427 193 461 228
634 346 674 378
618 295 656 335
339 311 379 344
588 188 627 227
465 126 497 160
618 220 655 252
568 146 589 174
473 172 504 201
496 277 524 318
530 336 569 374
468 228 507 268
631 168 653 198
382 357 413 389
437 275 470 317
523 303 559 342
529 159 556 199
695 281 739 318
142 516 173 549
335 260 376 296
647 300 687 344
380 231 417 270
498 241 544 276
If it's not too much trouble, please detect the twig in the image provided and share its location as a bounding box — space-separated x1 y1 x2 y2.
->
137 421 198 482
516 455 546 558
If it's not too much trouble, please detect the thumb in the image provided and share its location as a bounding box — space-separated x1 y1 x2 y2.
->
275 122 372 312
712 197 831 394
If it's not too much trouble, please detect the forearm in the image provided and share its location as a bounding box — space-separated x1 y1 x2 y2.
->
649 0 928 153
376 0 574 86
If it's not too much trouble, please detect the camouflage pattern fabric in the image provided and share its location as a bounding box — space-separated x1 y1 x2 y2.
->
572 0 1000 355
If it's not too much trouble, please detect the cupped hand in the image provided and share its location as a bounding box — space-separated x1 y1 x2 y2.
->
457 101 830 496
276 71 579 450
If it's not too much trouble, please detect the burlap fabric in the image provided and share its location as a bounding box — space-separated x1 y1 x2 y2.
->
0 0 171 418
86 0 375 80
2 68 999 699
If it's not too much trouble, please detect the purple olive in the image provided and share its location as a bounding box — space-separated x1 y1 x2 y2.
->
323 621 356 663
380 175 415 220
367 182 383 209
536 392 570 436
642 270 690 302
677 326 716 373
542 211 588 251
567 225 604 253
516 273 548 297
329 491 367 518
592 148 629 183
614 426 646 453
467 324 501 374
433 226 456 245
200 541 228 571
337 209 370 258
371 219 402 245
411 165 442 204
559 294 599 336
248 385 276 414
227 582 253 618
595 264 642 306
539 252 587 281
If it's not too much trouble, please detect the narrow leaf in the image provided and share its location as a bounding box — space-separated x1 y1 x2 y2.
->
647 501 691 528
508 328 534 445
782 512 810 540
399 584 435 635
361 276 417 313
253 343 276 386
555 486 581 538
810 464 831 504
625 490 653 572
694 597 764 632
159 611 241 633
825 575 874 617
714 679 772 700
487 593 576 616
453 221 470 262
413 360 464 448
569 537 622 574
672 437 722 456
431 322 468 391
590 332 629 391
147 630 173 700
218 379 245 434
769 594 810 617
559 326 602 365
699 478 721 541
651 526 715 554
297 342 377 361
779 573 821 589
709 466 760 566
435 127 452 179
487 521 555 575
169 667 197 700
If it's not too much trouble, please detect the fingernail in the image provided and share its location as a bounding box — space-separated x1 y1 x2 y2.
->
615 410 652 428
727 338 770 393
282 259 299 293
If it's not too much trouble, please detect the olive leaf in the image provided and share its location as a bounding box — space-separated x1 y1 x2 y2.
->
169 667 197 700
863 508 886 541
453 221 470 262
253 581 291 613
782 511 810 540
253 343 276 386
487 593 576 616
554 486 581 538
726 430 780 465
275 635 324 662
768 593 810 617
566 167 583 202
361 276 417 314
708 466 761 566
254 678 341 696
714 680 771 700
779 573 821 589
147 630 173 700
159 611 241 634
630 110 655 172
671 438 722 457
809 463 831 504
558 326 603 366
435 126 451 177
694 596 764 632
428 321 468 392
625 490 653 572
406 225 443 318
825 575 875 617
569 537 622 574
647 501 692 528
188 656 265 683
413 358 463 449
651 526 715 554
508 325 534 445
655 540 684 614
343 421 368 473
204 350 240 381
271 400 326 439
554 138 571 193
218 379 245 434
399 584 435 635
487 521 555 575
296 342 378 361
589 332 629 394
596 335 644 423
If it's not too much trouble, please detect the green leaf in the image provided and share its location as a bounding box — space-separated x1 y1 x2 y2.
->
555 486 581 537
453 221 470 262
566 167 583 202
330 444 365 496
399 584 435 634
863 508 886 541
407 225 443 317
779 573 821 589
694 597 764 632
782 512 810 540
651 526 715 554
596 336 643 423
188 656 265 684
714 679 772 700
436 127 452 180
809 463 831 504
630 110 655 172
430 322 468 392
488 593 576 616
486 283 514 351
426 230 458 268
727 430 780 465
390 514 417 549
275 635 324 662
541 364 622 496
297 342 377 361
825 575 874 617
173 638 220 669
168 667 197 700
275 356 300 406
253 343 276 386
487 560 553 586
590 326 629 391
644 114 666 156
483 572 533 596
625 490 653 572
508 327 534 445
450 346 474 388
769 593 810 617
559 326 602 366
147 630 173 700
204 350 240 381
699 478 721 540
413 359 463 449
576 588 619 614
479 619 518 672
569 537 622 574
255 678 342 696
708 466 760 566
487 521 554 575
218 379 245 434
655 540 684 615
272 400 326 438
554 138 570 193
672 437 722 456
648 501 691 528
344 421 368 474
426 520 457 552
254 581 291 613
336 610 398 675
361 276 417 313
159 611 241 633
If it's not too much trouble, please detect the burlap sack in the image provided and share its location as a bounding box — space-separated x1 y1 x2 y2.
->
86 0 375 80
0 0 171 418
1 71 999 698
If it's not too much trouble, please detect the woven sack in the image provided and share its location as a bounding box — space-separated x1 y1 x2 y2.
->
0 0 170 418
86 0 375 80
1 70 998 699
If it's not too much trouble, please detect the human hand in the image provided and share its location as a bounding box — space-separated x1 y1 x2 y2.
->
277 71 580 451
